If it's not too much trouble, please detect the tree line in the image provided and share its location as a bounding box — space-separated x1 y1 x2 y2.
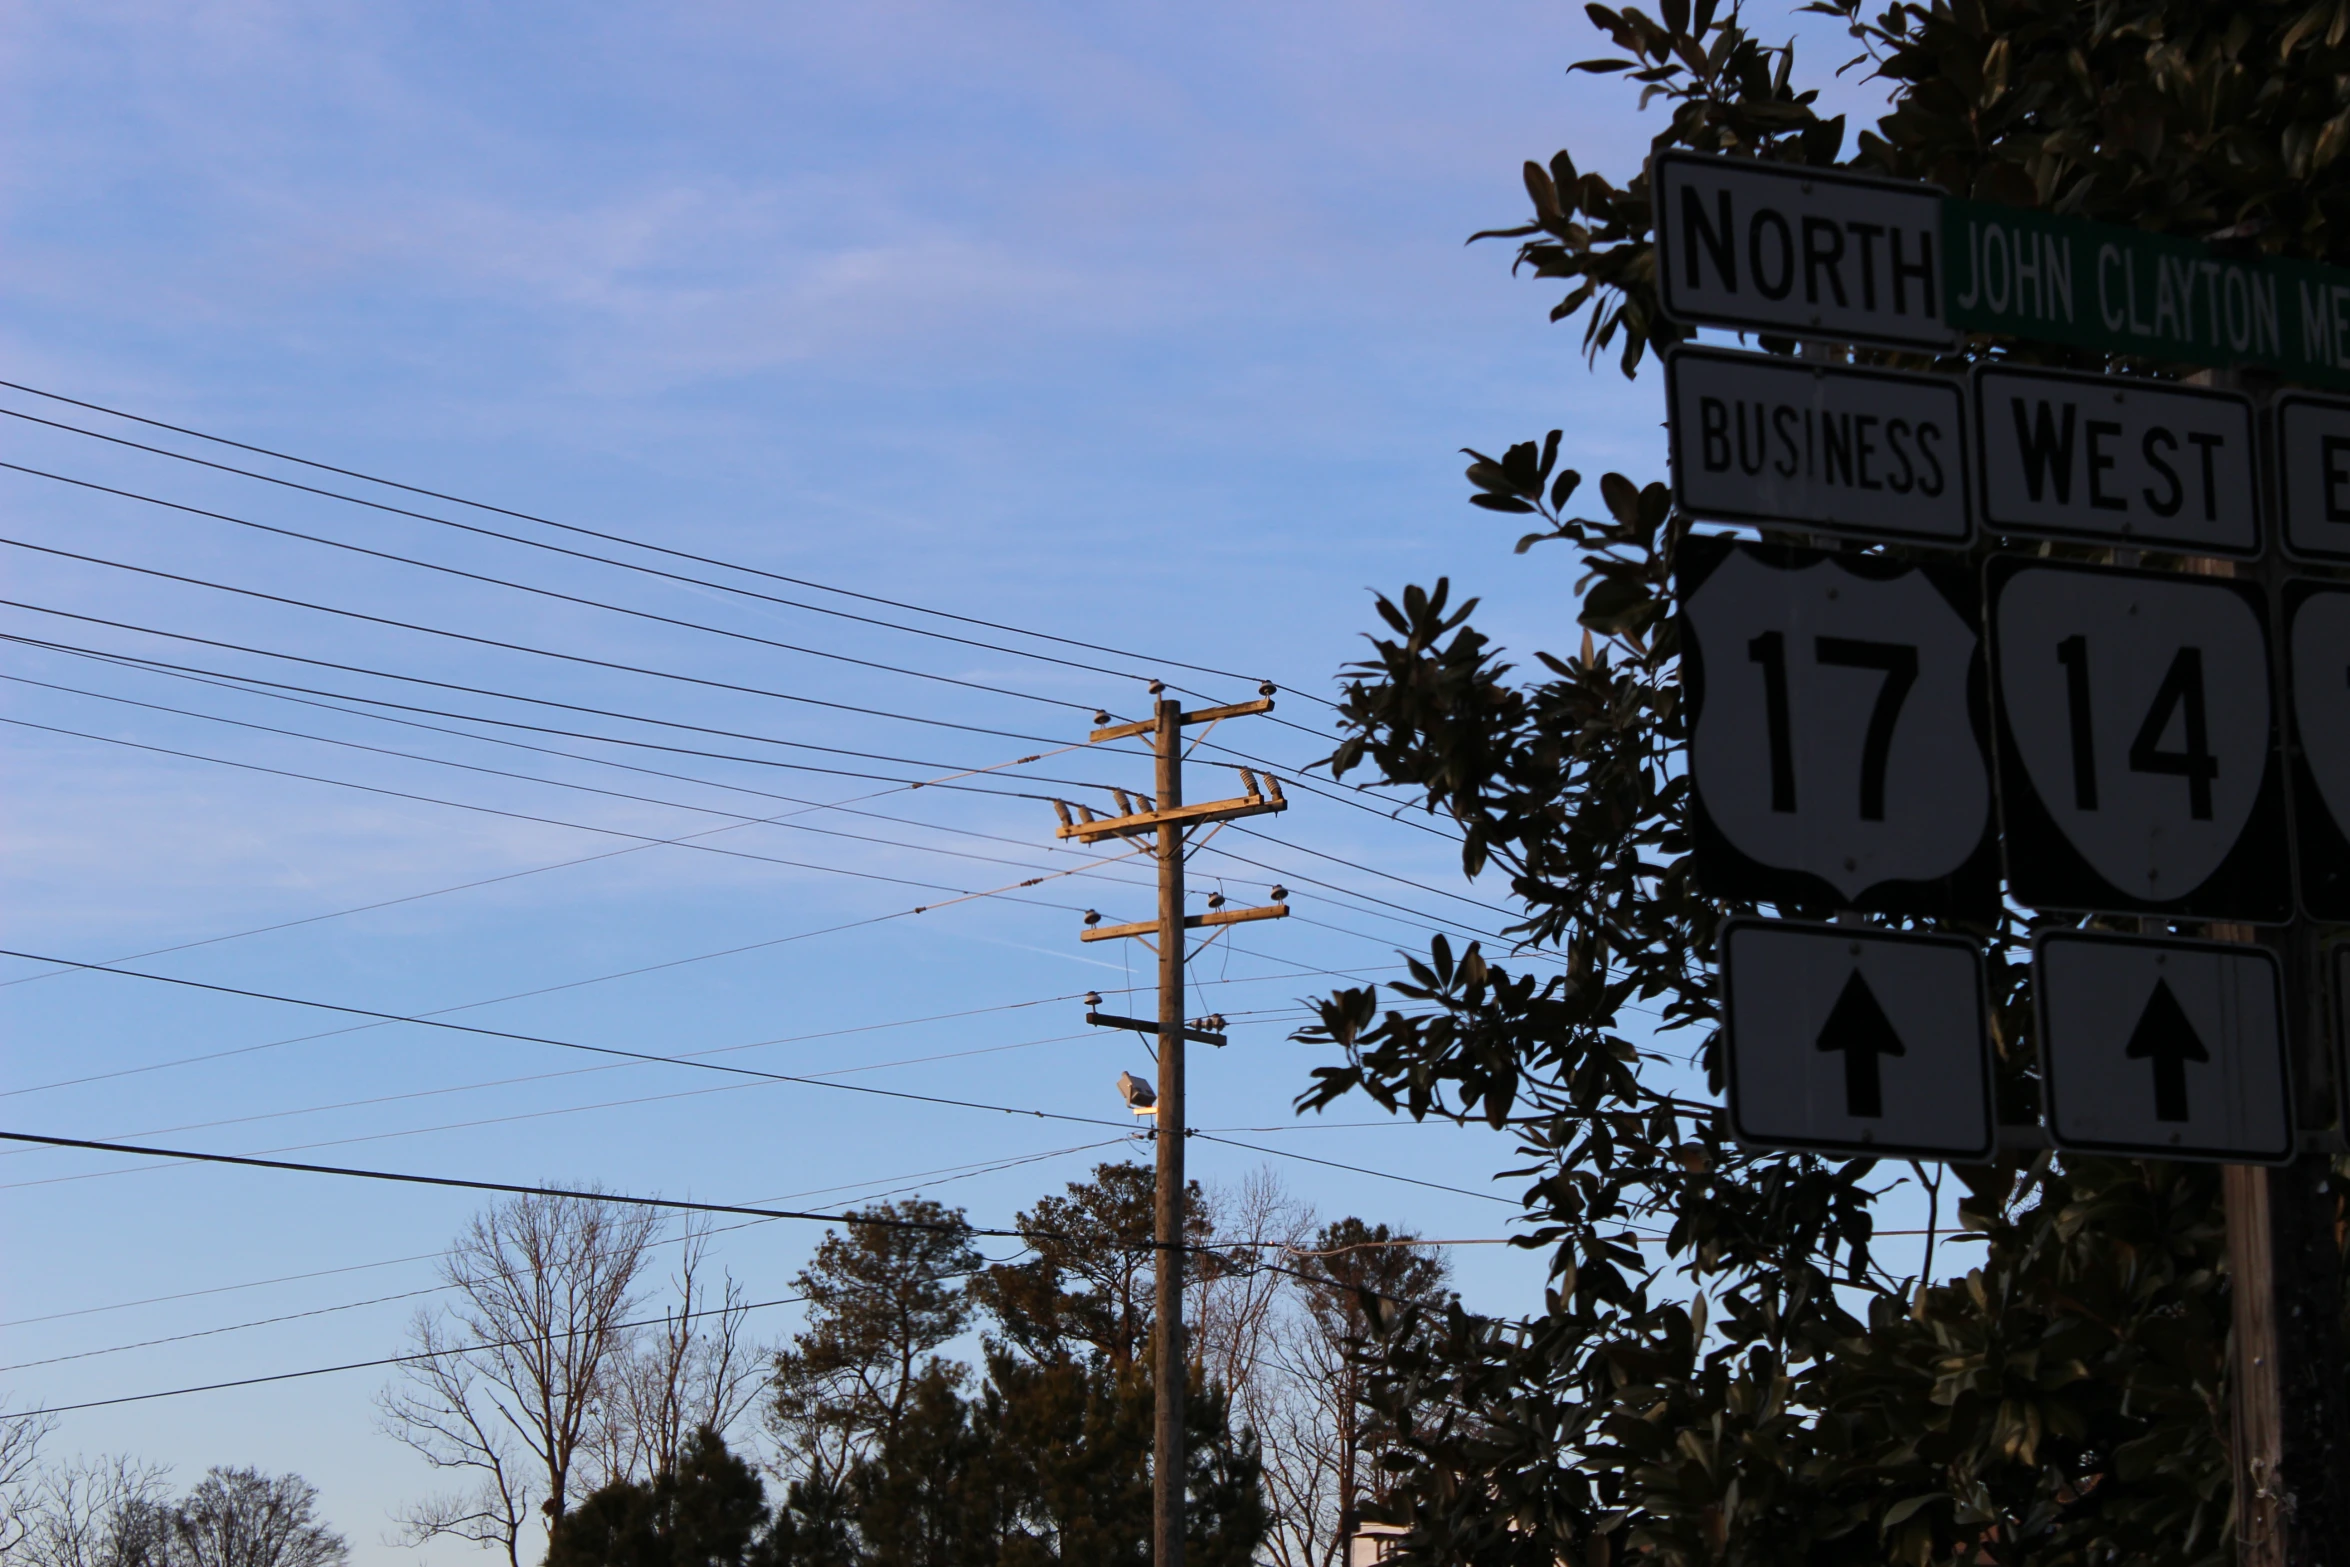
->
5 1160 1452 1567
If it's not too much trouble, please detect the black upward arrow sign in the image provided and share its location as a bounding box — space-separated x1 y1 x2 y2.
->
1816 970 1904 1118
2124 977 2209 1123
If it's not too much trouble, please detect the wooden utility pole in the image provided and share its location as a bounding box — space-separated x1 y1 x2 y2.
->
1049 685 1290 1567
2178 482 2350 1564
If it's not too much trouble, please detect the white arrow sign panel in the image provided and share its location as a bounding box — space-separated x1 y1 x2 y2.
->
1989 559 2289 921
1721 919 1993 1160
1682 537 1996 914
2289 583 2350 919
2035 930 2291 1163
1975 366 2259 557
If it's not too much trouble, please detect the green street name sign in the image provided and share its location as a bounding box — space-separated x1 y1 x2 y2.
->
1944 198 2350 392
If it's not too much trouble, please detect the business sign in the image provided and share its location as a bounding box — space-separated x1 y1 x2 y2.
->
1665 348 1970 545
1944 197 2350 393
1973 365 2260 557
2272 394 2350 562
1652 153 1957 349
1679 535 1998 916
2034 929 2292 1164
1719 919 1994 1160
1987 558 2290 922
2288 583 2350 920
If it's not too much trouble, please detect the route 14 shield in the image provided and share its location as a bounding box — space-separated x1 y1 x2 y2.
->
1987 557 2290 922
1720 918 1994 1160
1679 535 1998 916
2288 582 2350 919
2034 929 2292 1164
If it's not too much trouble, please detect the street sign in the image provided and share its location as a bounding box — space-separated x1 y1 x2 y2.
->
1719 918 1993 1160
1664 347 1971 545
1987 558 2290 922
2271 394 2350 562
1651 152 1957 350
2287 582 2350 920
1679 536 1998 916
1943 197 2350 393
2034 929 2292 1164
1973 364 2260 557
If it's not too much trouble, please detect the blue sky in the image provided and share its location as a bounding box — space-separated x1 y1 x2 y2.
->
0 4 1897 1561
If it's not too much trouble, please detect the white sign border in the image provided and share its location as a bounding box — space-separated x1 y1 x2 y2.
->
1969 362 2264 559
1983 554 2295 925
1649 151 1958 351
1718 916 1997 1162
1663 346 1975 546
2031 927 2294 1166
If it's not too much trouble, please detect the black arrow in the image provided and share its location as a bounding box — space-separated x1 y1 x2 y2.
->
1816 970 1904 1118
2124 977 2209 1123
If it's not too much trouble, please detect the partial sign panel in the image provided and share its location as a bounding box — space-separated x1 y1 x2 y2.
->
1665 348 1970 545
1720 919 1994 1160
2273 394 2350 563
1679 536 1998 916
1651 153 1957 349
1974 365 2260 556
1987 558 2290 922
2035 929 2292 1164
2288 582 2350 919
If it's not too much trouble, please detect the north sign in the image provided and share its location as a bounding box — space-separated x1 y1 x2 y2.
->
1665 347 1970 545
1652 153 1958 350
2287 582 2350 920
2272 394 2350 562
1973 365 2260 557
1719 919 1994 1160
1679 536 1998 916
1987 558 2290 922
2034 929 2292 1164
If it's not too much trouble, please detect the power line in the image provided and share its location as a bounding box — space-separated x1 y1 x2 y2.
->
0 610 1112 794
12 635 1127 859
3 1137 1125 1330
1188 1133 1516 1205
0 377 1302 700
0 946 1151 1133
0 947 1375 1105
0 1132 1488 1416
0 732 1112 997
0 532 1084 749
15 1287 817 1416
0 949 1502 1212
0 668 1158 890
0 403 1170 696
0 1030 1111 1190
1 387 1486 852
0 713 1135 907
1195 836 1542 951
0 458 1108 716
1226 824 1526 923
0 1137 1137 1372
